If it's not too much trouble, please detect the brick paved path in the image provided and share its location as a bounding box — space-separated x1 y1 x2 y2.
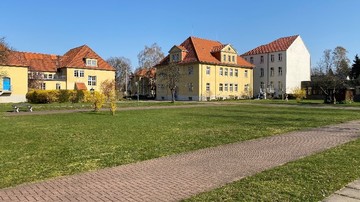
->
1 121 360 202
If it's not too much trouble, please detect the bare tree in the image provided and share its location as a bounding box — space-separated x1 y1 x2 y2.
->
313 46 351 103
106 57 132 94
159 62 180 103
137 43 164 70
0 37 12 77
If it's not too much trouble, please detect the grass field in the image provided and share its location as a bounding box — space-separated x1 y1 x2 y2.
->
186 138 360 201
1 104 360 190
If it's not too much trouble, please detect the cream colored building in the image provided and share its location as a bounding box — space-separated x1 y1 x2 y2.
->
0 66 28 103
0 45 115 103
156 37 254 101
242 35 310 98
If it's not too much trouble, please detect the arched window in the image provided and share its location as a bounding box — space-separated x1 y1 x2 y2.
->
2 77 11 91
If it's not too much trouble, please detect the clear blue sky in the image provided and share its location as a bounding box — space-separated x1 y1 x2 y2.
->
1 0 359 70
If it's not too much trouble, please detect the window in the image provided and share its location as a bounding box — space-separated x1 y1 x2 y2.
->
44 74 48 79
172 54 180 62
219 83 223 91
206 83 210 92
223 54 226 61
225 68 228 76
224 83 228 91
271 54 274 62
230 68 233 76
278 67 283 76
56 83 61 90
250 57 254 64
278 81 283 91
206 66 210 75
235 84 238 92
220 67 223 76
88 76 97 86
188 83 193 92
244 84 249 91
270 81 274 91
260 68 264 77
74 70 84 77
270 67 274 77
278 53 283 61
188 66 193 75
232 55 235 62
260 55 264 63
40 83 46 90
244 70 248 78
228 55 231 62
2 77 11 91
235 69 238 77
48 74 53 79
86 59 98 67
230 83 233 91
260 82 265 91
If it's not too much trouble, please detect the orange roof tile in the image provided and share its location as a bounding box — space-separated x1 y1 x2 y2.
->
135 67 156 78
2 45 115 72
75 82 87 90
61 45 115 71
156 36 253 68
242 35 299 56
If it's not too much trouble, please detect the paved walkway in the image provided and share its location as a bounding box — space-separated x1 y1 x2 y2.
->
1 121 360 201
323 179 360 202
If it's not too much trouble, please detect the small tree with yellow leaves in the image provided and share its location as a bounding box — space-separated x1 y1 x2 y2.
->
292 87 306 103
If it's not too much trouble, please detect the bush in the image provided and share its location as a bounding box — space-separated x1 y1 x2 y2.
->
292 87 306 103
27 90 91 104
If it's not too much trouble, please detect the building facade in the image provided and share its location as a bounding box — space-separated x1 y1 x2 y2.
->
242 35 310 98
0 45 115 103
155 36 254 101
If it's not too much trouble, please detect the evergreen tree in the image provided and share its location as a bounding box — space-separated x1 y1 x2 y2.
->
350 54 360 80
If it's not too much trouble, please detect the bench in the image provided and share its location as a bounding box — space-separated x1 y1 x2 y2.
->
12 103 33 113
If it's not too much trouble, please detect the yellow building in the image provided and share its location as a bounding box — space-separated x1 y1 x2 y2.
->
155 36 254 101
0 45 115 103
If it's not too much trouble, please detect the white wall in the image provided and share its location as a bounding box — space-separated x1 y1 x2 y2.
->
286 36 311 93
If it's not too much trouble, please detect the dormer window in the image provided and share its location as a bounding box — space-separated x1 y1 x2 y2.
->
86 58 98 67
171 53 180 62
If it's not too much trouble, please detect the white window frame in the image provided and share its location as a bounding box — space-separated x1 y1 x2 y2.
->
220 67 223 76
230 83 233 92
206 66 210 75
235 84 238 92
56 83 61 90
224 83 228 91
88 76 97 86
219 83 223 91
235 69 238 77
206 83 210 92
230 68 233 77
244 70 248 78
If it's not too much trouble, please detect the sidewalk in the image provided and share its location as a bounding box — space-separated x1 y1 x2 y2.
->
323 179 360 202
0 121 360 201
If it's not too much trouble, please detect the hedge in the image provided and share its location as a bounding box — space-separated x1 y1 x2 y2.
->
26 90 91 104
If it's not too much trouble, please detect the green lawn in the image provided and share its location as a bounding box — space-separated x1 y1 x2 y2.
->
1 104 360 194
0 100 200 113
186 138 360 201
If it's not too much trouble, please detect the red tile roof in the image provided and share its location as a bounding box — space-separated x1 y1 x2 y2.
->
75 82 87 90
156 36 253 68
2 45 115 72
135 67 156 78
242 35 299 56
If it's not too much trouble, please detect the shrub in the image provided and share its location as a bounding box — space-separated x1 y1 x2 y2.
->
58 90 71 103
292 87 306 103
91 91 105 112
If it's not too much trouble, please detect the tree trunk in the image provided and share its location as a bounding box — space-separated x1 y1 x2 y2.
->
171 89 175 103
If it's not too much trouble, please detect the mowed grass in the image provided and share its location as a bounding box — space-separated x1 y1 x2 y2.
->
1 105 360 189
186 138 360 202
